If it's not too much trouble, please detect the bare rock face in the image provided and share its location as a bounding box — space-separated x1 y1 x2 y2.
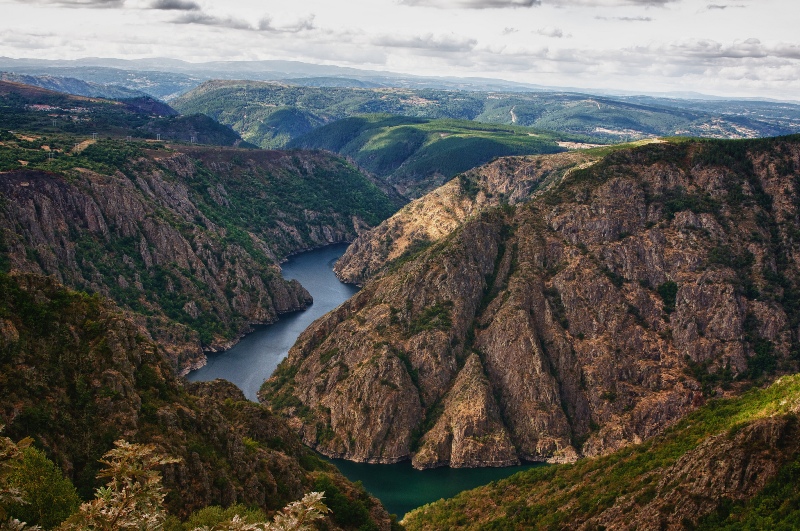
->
0 147 393 373
335 151 598 285
413 353 518 469
263 137 800 469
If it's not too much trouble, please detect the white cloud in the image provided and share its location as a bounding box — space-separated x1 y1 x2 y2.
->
595 15 653 20
536 26 565 37
0 0 797 100
172 11 253 30
398 0 540 9
258 14 315 33
16 0 125 7
398 0 676 6
373 33 478 52
150 0 199 10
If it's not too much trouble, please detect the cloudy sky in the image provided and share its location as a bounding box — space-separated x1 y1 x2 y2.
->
1 0 798 100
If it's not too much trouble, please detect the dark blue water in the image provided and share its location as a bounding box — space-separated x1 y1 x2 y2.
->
187 243 544 518
186 243 358 401
329 458 543 519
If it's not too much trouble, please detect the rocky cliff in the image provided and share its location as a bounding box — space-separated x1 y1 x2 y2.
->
0 272 394 529
334 150 602 285
0 141 399 373
263 136 800 470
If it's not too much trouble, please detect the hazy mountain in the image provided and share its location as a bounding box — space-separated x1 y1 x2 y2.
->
173 80 800 152
0 71 145 99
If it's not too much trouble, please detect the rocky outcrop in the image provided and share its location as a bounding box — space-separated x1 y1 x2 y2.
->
263 136 800 469
0 273 394 529
0 146 397 373
413 354 519 469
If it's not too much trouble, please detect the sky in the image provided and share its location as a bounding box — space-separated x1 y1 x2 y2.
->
0 0 798 100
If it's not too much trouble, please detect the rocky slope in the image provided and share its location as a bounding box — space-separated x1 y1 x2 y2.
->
0 139 399 373
0 272 395 529
263 136 800 470
334 150 603 285
402 373 800 529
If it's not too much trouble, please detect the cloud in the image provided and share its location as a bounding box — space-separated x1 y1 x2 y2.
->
398 0 540 9
503 27 519 35
373 33 478 52
172 12 252 30
536 26 564 37
16 0 124 7
551 0 673 4
150 0 200 10
258 15 315 33
170 9 316 33
596 15 653 20
398 0 676 8
661 38 800 60
706 3 747 9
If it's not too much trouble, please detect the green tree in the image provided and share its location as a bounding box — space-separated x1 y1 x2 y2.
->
58 440 329 531
188 492 329 531
5 448 79 529
0 425 36 530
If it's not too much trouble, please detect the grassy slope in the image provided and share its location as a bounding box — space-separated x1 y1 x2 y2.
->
403 365 800 529
289 114 568 195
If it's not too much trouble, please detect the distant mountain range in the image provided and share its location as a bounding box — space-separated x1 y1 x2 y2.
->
0 71 146 100
3 56 799 104
172 80 800 148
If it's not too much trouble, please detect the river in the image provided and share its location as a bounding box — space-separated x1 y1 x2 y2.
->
186 243 358 401
187 243 542 518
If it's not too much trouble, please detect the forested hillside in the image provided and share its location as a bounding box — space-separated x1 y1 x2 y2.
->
0 80 251 147
0 272 396 530
0 82 402 372
290 115 569 197
0 137 398 372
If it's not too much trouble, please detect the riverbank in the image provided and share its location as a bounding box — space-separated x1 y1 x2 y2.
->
186 243 358 400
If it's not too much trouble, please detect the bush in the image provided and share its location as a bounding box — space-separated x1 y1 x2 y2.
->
4 447 80 529
657 281 678 314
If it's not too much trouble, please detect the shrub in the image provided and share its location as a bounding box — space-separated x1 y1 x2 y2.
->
4 447 80 529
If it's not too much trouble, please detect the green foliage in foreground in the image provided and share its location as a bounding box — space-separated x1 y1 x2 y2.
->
403 374 800 529
166 504 268 531
0 273 393 529
698 459 800 530
3 447 80 529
